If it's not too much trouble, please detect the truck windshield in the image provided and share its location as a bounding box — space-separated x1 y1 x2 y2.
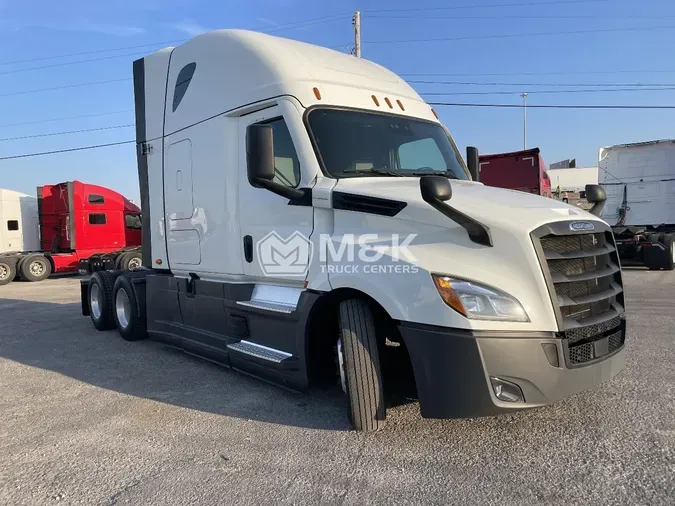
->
306 108 469 180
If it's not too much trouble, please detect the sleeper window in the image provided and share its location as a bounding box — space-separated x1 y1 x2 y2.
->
7 220 19 231
89 213 107 225
259 118 301 187
172 62 196 112
88 194 105 204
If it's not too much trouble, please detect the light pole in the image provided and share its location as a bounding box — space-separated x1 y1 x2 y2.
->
521 92 527 150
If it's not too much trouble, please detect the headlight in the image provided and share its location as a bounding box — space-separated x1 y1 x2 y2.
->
431 274 529 322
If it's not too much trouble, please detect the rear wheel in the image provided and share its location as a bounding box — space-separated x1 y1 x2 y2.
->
88 271 117 330
19 254 52 282
338 299 386 432
0 260 15 286
112 274 147 341
119 251 142 271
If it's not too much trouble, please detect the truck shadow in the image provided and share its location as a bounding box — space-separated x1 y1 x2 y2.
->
0 298 353 431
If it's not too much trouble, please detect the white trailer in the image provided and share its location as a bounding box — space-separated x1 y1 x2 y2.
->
599 139 675 270
79 30 626 431
548 167 599 194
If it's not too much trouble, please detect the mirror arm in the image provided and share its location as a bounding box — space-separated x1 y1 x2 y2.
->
589 201 606 217
254 177 306 201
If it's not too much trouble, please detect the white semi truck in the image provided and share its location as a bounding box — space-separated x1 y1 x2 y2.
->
599 139 675 270
80 30 626 431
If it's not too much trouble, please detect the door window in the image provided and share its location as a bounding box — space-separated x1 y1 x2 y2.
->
260 118 300 187
89 213 107 225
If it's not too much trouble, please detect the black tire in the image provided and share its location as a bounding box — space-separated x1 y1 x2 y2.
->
119 251 143 271
645 234 660 270
663 233 675 271
338 299 386 432
19 254 52 282
87 271 117 331
0 260 16 286
112 274 147 341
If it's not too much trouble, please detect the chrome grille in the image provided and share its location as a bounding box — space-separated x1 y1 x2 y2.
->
532 223 626 366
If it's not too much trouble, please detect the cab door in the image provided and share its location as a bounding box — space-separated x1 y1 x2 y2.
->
238 104 314 285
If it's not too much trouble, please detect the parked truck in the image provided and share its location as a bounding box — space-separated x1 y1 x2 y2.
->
80 30 626 431
599 139 675 270
478 148 552 197
0 181 143 285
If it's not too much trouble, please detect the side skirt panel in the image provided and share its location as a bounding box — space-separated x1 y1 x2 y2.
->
144 273 320 391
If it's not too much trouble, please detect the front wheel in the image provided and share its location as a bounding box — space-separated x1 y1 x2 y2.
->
338 299 386 432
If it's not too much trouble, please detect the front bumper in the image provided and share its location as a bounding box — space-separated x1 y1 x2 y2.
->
399 321 625 419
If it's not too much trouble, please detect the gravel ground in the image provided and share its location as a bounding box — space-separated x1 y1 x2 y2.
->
0 270 673 505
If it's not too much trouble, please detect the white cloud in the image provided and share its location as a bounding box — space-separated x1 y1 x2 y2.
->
171 19 209 37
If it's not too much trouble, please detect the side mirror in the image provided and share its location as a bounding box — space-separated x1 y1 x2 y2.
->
466 146 480 182
246 123 305 201
246 124 275 183
420 175 452 202
585 184 606 217
419 175 492 247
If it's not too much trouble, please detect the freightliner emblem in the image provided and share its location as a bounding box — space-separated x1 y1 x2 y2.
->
569 221 595 232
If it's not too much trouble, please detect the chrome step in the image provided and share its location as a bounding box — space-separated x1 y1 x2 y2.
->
236 300 295 314
226 340 292 363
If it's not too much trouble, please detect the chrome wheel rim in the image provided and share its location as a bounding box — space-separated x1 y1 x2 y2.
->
90 283 102 320
127 257 142 270
337 338 347 394
0 264 9 281
30 260 45 277
115 288 131 329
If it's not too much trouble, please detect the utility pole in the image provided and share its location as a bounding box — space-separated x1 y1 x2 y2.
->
521 92 528 150
352 11 361 58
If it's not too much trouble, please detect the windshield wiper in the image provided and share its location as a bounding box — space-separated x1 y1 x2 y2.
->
407 169 458 179
343 168 403 177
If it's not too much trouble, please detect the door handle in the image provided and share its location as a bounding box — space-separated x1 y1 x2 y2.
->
243 235 253 263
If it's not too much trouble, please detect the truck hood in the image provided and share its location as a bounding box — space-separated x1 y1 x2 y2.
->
333 177 603 233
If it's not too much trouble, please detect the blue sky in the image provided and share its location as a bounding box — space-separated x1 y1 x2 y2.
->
0 0 674 201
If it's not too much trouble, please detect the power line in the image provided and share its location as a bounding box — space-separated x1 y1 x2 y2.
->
421 87 675 96
419 87 675 96
0 52 150 76
0 110 133 129
409 80 675 87
0 124 134 143
0 140 135 161
402 69 675 77
0 40 185 67
364 25 675 44
363 0 607 13
368 14 669 20
0 13 350 69
0 78 131 98
429 102 675 109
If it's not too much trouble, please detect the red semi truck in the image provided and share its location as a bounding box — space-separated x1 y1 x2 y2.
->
478 148 552 198
0 181 142 285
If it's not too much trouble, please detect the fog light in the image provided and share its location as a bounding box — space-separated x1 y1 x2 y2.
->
490 377 525 403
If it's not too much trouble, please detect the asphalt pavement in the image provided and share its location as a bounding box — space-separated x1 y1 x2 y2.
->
0 270 673 505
